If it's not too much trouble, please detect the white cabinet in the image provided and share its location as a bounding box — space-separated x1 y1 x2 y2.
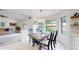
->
70 25 79 49
0 33 21 44
71 34 79 49
74 36 79 49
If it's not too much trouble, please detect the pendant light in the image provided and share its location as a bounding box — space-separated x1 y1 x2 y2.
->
40 9 43 18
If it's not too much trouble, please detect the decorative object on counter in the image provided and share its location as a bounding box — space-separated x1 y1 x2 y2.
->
71 12 79 18
10 23 16 26
5 28 9 31
15 26 21 33
0 28 13 35
74 12 79 16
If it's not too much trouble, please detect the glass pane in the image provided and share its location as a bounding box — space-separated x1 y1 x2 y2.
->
45 19 56 32
61 16 67 35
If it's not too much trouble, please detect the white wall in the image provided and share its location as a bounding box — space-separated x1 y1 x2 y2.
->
20 18 33 29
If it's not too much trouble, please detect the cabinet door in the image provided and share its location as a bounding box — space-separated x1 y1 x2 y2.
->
74 37 79 49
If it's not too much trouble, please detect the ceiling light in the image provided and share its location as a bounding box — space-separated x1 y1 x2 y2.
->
40 9 43 18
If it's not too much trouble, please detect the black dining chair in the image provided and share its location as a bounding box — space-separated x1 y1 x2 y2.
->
52 30 58 48
39 32 54 50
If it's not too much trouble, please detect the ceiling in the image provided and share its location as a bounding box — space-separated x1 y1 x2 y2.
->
0 9 62 21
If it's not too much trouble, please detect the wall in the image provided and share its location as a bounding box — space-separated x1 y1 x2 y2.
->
19 18 33 30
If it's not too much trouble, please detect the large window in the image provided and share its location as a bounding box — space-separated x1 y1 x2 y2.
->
45 19 57 32
33 21 44 33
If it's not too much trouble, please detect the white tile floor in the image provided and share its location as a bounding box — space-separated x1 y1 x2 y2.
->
0 40 70 50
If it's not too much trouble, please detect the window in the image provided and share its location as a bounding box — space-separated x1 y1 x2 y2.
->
45 19 57 32
61 16 67 35
33 22 44 33
0 22 5 27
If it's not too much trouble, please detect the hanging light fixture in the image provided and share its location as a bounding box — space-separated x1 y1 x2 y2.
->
40 9 43 18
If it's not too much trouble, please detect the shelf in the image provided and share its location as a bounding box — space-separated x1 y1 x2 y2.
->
71 25 79 27
71 16 79 18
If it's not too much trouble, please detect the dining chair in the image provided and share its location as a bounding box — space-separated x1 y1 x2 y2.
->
52 30 58 48
39 32 54 50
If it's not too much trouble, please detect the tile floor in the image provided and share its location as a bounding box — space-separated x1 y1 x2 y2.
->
0 40 70 50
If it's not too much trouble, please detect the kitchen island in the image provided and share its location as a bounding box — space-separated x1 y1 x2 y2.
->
0 33 21 44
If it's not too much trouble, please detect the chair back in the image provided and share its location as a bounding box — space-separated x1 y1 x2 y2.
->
53 30 58 42
50 32 54 41
48 32 54 45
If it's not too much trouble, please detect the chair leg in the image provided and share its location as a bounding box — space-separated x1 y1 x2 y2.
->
32 42 35 46
32 40 35 47
39 44 42 50
51 42 53 50
48 43 50 50
53 42 56 48
48 46 49 50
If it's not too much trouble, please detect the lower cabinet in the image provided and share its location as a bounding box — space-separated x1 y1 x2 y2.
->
74 37 79 49
72 34 79 50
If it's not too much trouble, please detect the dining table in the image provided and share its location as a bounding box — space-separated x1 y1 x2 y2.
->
29 33 49 46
